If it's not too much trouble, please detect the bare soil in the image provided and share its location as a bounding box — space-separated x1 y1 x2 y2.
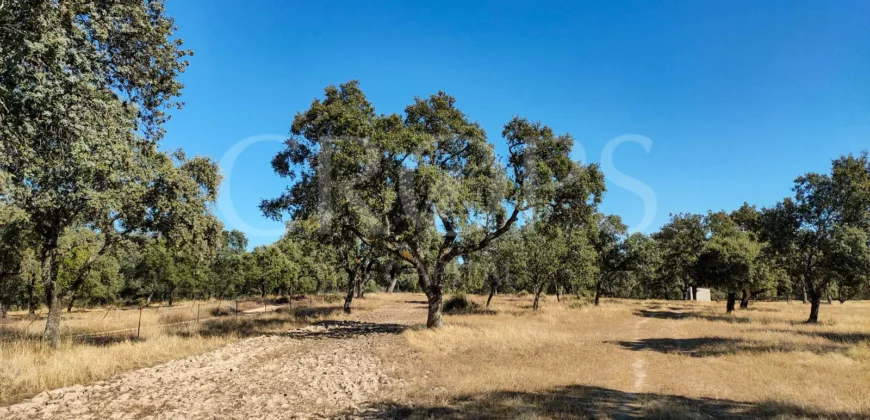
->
0 301 426 420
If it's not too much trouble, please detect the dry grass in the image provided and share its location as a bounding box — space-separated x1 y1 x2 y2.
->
0 295 364 405
394 295 870 419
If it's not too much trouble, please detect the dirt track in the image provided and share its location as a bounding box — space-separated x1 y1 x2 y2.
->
0 302 426 420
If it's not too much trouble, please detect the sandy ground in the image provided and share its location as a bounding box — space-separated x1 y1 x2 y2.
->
0 301 426 420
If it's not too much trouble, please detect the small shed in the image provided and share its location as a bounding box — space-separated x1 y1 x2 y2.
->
695 288 711 302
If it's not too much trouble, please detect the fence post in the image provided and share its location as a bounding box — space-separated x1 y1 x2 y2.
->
137 306 143 339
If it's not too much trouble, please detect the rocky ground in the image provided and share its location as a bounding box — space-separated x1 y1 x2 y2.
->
0 302 425 420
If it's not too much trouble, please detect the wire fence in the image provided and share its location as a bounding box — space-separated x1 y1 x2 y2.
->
0 297 328 344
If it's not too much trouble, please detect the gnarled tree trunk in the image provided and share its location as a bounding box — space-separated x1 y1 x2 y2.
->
726 291 736 313
486 283 497 308
425 285 443 328
807 293 822 323
41 244 62 349
533 284 543 311
387 266 398 293
740 289 750 309
343 270 356 314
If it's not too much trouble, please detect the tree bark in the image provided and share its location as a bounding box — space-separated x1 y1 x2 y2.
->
486 282 497 308
726 291 736 313
740 289 750 309
41 244 62 349
692 285 698 301
533 285 543 311
807 293 822 323
555 285 562 302
594 279 602 306
67 291 77 313
343 270 355 314
387 267 398 293
801 283 808 304
0 303 6 319
425 285 443 328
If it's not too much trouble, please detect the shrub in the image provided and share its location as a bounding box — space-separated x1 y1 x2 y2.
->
158 311 192 325
209 306 233 317
323 294 342 304
444 294 480 314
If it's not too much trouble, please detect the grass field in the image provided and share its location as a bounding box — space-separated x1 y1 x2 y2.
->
389 294 870 419
2 294 868 418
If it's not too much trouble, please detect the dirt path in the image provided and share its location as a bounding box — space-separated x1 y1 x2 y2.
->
0 302 426 420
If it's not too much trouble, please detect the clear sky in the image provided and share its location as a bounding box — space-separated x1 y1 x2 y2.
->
160 0 870 248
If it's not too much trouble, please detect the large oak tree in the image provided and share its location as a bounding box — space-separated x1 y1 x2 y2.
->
263 81 604 327
0 1 220 347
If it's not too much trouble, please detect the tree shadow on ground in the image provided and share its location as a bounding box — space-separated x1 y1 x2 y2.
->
282 320 408 340
758 329 870 344
347 385 859 419
634 309 752 324
289 306 344 320
179 316 301 338
613 336 847 358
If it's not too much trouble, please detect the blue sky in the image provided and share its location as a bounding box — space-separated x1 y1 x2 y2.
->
160 0 870 248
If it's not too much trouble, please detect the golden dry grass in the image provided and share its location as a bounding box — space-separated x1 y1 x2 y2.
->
0 295 370 405
395 294 870 419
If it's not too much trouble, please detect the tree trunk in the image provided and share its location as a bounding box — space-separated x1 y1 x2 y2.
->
66 291 77 313
41 244 62 349
826 291 832 304
168 287 175 307
0 303 6 319
343 271 355 314
533 285 543 311
387 268 398 293
807 293 822 323
486 282 497 308
740 289 750 309
415 261 444 329
726 291 736 313
594 279 602 306
27 274 37 315
555 285 562 302
801 283 808 304
425 285 443 328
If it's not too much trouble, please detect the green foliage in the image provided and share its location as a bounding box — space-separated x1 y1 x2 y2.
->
761 152 870 321
264 81 605 326
653 213 706 297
